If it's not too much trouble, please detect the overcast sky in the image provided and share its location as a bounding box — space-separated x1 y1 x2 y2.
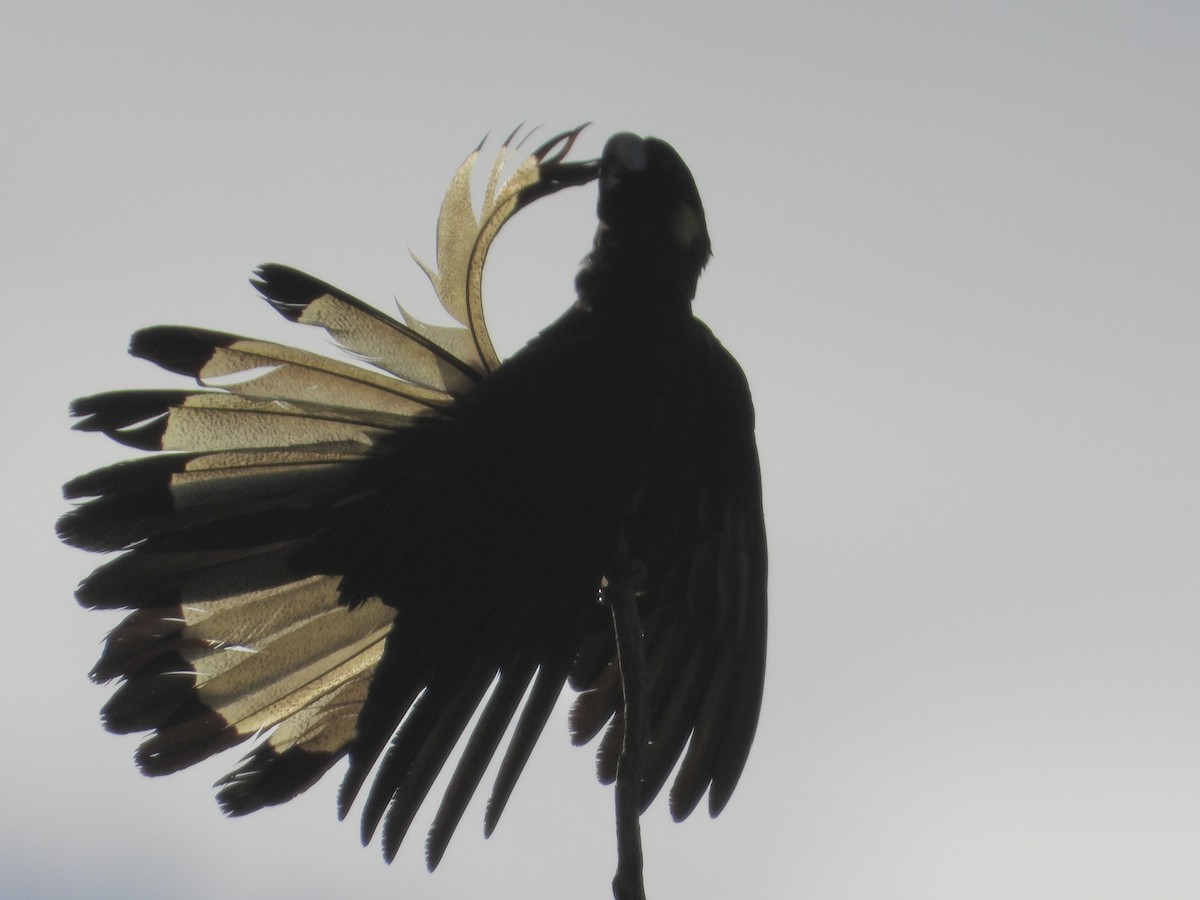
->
3 3 1198 898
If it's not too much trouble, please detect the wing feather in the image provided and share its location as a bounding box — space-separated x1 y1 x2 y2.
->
567 327 768 822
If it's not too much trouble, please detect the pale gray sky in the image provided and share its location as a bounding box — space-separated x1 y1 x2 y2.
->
3 2 1198 898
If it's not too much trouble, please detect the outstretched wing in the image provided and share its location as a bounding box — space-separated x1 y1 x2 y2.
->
60 128 599 860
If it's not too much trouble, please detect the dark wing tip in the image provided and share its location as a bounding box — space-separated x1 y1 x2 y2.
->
216 745 340 817
251 263 345 323
134 710 243 776
67 390 192 449
130 326 238 378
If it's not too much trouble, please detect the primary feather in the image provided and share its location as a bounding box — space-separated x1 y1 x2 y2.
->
61 127 767 872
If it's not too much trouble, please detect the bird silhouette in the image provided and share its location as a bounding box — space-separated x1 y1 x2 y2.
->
60 126 767 876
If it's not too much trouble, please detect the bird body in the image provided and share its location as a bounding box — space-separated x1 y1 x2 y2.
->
61 129 766 871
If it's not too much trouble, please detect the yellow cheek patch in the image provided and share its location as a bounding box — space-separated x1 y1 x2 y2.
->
671 205 705 249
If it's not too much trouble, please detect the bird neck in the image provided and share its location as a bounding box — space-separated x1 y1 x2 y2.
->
574 226 700 327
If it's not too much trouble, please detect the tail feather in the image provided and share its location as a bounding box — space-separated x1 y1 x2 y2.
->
76 542 303 611
71 388 396 452
216 664 375 814
60 450 364 553
126 590 395 778
94 572 359 686
64 312 420 795
132 326 452 415
252 264 482 394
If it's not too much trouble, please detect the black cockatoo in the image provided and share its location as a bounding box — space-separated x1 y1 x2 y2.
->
60 127 767 876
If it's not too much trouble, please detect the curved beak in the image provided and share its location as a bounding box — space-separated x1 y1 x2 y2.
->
515 124 601 211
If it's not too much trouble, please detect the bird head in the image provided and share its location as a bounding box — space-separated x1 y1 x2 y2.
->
597 133 711 265
572 133 712 308
510 128 712 310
